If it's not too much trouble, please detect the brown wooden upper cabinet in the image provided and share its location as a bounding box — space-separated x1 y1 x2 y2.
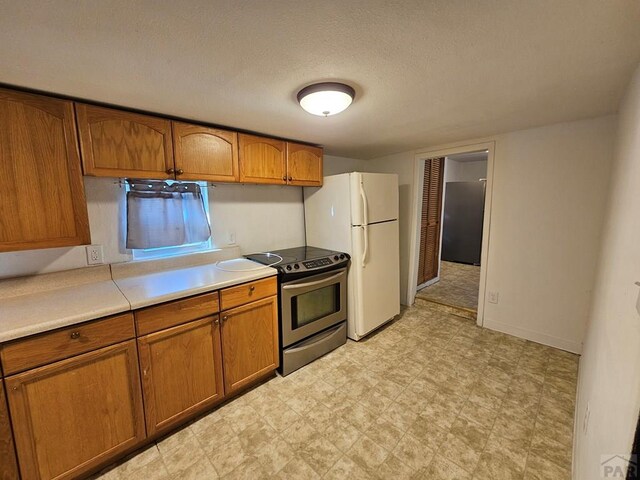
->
238 134 323 186
76 103 174 179
0 88 91 252
287 142 323 186
238 134 287 184
172 122 239 182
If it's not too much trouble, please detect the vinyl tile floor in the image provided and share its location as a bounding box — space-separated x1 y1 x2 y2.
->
417 261 481 311
96 302 577 480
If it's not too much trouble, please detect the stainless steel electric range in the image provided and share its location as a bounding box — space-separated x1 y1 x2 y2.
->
245 246 350 376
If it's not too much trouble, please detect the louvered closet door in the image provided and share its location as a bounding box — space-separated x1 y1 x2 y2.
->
417 158 444 286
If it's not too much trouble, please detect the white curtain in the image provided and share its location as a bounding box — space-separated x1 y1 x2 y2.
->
126 181 211 249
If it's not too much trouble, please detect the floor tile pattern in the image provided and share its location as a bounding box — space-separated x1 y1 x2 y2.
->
96 303 578 479
417 261 481 311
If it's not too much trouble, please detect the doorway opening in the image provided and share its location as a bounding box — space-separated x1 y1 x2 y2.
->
415 150 488 320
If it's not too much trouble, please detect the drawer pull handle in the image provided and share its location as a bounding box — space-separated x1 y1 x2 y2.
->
70 331 81 340
249 286 255 293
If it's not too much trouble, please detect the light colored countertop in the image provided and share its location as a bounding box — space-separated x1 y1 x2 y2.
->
0 250 277 343
114 258 277 309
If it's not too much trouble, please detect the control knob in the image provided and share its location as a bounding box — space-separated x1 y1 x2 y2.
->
339 254 346 260
286 265 292 271
294 263 300 270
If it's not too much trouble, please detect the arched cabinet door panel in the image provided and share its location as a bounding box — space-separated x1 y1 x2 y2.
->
286 142 323 186
0 88 90 252
172 122 239 182
76 103 174 179
238 134 286 184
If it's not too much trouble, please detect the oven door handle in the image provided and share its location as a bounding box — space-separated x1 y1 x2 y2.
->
281 271 345 290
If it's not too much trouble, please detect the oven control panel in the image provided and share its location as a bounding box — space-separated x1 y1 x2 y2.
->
302 258 333 269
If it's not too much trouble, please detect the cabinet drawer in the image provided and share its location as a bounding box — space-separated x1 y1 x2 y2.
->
0 313 135 375
220 277 277 311
135 292 219 336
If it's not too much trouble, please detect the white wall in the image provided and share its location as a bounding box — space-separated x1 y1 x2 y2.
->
323 155 366 176
0 177 305 278
366 115 616 352
574 65 640 479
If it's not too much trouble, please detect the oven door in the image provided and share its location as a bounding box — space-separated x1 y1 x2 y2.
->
280 268 347 347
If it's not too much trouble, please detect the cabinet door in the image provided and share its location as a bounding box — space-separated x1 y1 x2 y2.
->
221 296 279 394
0 381 19 480
76 103 174 179
0 88 90 252
286 142 323 186
238 134 286 184
138 316 224 435
173 122 239 182
6 341 145 480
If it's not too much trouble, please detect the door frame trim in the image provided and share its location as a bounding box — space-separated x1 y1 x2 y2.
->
408 141 496 327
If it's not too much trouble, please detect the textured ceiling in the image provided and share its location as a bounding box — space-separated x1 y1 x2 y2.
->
1 0 639 159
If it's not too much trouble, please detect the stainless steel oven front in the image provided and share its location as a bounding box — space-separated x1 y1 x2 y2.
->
280 267 347 348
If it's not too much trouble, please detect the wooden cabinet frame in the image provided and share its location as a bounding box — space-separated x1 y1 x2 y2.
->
6 341 145 480
138 316 225 435
0 88 90 252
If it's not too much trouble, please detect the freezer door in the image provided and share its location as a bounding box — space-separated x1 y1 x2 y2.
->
349 220 400 340
350 173 399 226
304 173 353 254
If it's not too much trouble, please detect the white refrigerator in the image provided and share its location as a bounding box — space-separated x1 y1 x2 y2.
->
304 172 400 340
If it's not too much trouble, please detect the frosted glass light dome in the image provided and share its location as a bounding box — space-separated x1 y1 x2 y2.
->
297 82 355 117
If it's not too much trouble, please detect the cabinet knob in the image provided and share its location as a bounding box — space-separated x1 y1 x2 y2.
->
222 315 229 322
70 331 81 340
288 176 293 181
282 176 287 182
249 285 255 293
166 167 175 174
176 169 184 175
214 317 220 325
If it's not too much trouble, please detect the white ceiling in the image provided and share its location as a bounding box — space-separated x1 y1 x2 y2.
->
1 1 639 159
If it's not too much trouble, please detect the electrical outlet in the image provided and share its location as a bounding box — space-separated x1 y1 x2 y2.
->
583 402 590 434
488 291 499 304
228 232 236 245
86 245 104 265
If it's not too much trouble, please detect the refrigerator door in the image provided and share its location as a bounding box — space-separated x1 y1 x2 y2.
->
349 219 400 340
304 174 353 254
350 173 399 226
441 181 485 265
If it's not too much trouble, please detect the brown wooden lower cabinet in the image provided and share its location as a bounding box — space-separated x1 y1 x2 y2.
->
221 295 279 395
138 316 225 436
5 341 145 480
0 380 19 480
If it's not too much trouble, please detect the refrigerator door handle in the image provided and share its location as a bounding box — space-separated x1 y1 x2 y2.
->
359 181 369 226
359 181 369 266
362 225 368 266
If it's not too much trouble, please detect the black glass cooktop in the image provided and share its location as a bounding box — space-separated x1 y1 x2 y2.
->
245 246 349 277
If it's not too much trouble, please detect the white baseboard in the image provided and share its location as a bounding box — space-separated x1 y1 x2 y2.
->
483 318 583 354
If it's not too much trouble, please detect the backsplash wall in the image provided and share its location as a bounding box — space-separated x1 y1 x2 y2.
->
0 155 363 279
0 177 305 279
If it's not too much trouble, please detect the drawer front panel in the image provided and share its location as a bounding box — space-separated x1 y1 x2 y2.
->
0 313 135 375
135 292 219 335
220 277 277 311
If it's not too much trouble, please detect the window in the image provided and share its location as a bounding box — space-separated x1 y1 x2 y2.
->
125 180 213 260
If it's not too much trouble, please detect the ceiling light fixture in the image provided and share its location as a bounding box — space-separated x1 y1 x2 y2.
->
297 82 355 117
